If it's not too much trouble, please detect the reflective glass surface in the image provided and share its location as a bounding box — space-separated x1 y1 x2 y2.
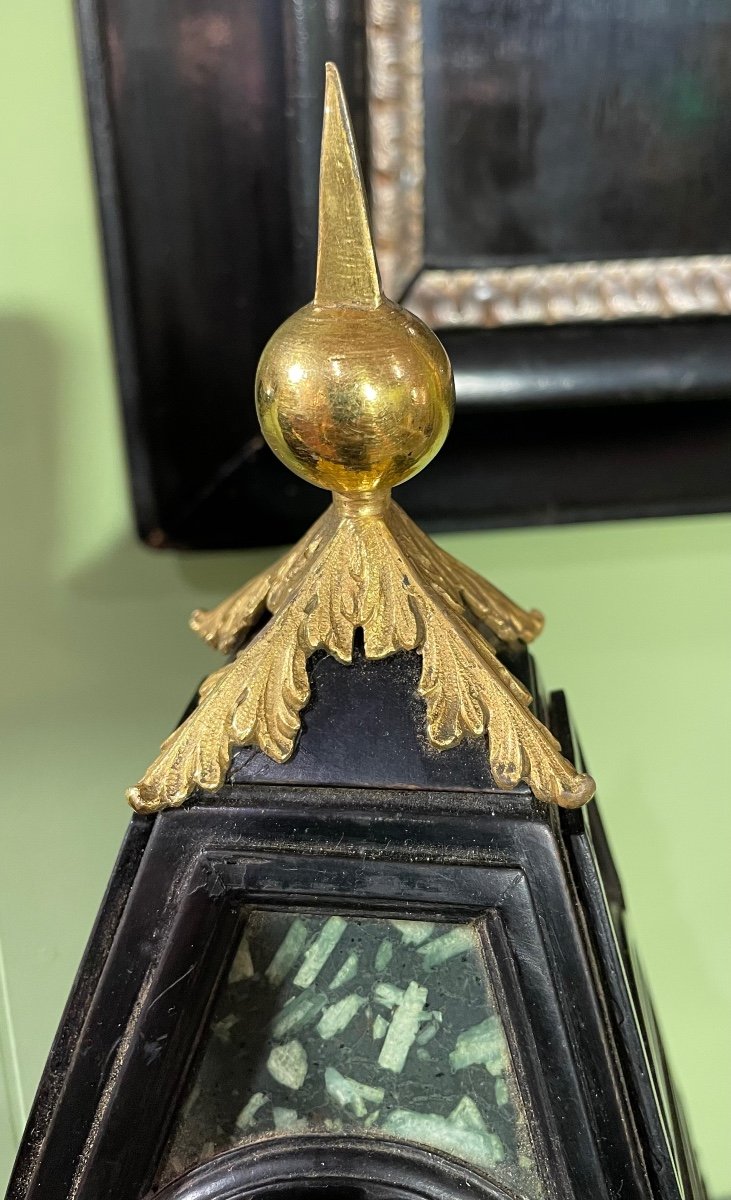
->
423 0 731 264
160 911 540 1192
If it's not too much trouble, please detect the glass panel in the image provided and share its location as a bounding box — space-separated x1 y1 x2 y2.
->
160 911 540 1193
423 0 731 265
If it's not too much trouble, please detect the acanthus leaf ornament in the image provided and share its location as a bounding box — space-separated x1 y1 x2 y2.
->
126 63 595 815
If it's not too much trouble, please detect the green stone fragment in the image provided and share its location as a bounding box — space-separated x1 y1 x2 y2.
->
181 1082 201 1119
449 1095 487 1132
266 1040 308 1090
495 1077 509 1107
378 980 427 1073
390 920 435 946
272 1107 308 1132
324 1067 384 1118
271 990 327 1039
372 1014 389 1040
293 917 347 988
228 936 255 983
211 1013 238 1041
418 1009 441 1024
329 952 359 990
235 1092 268 1130
417 926 474 968
372 982 404 1009
381 1110 505 1168
265 919 309 987
374 938 393 972
316 992 367 1039
449 1016 508 1076
416 1021 438 1047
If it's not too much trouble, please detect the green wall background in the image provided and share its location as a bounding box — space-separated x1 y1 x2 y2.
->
1 3 729 1193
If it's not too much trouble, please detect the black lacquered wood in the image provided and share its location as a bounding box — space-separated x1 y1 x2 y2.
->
4 814 154 1195
6 798 631 1200
5 647 706 1200
229 641 540 792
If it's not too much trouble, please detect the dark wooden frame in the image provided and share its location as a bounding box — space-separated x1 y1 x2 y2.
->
75 0 731 549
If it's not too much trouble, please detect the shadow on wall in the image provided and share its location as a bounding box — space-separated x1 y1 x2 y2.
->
1 315 60 588
0 310 278 1183
0 310 277 730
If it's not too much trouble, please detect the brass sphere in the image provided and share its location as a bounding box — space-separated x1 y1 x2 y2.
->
255 298 455 495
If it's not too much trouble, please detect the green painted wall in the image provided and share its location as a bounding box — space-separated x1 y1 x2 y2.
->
1 3 729 1194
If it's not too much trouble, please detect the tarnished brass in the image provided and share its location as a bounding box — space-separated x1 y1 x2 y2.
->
127 63 595 815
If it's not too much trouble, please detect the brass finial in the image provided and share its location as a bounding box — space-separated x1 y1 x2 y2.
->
127 64 595 815
255 63 453 497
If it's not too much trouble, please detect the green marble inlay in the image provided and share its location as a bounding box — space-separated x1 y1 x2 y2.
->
160 912 541 1194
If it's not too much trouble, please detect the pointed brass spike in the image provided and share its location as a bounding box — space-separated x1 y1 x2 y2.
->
314 61 382 309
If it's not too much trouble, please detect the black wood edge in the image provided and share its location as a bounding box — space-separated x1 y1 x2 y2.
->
73 0 155 533
5 813 154 1198
444 320 731 410
8 789 655 1200
480 913 568 1199
624 942 708 1200
560 811 689 1200
548 697 655 1193
548 692 700 1200
152 1135 516 1200
189 780 534 813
